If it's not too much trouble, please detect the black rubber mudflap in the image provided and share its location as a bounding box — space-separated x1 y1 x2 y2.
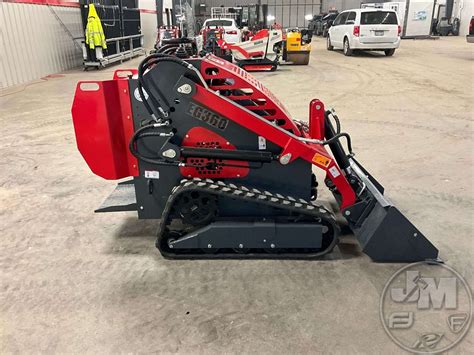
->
351 202 439 262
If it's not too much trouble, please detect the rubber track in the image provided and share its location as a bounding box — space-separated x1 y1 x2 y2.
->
156 178 339 259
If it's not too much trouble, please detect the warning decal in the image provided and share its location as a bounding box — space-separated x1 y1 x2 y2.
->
312 153 331 168
144 170 160 179
329 166 341 178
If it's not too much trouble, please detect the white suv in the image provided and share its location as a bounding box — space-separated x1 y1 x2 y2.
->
327 9 401 56
201 18 241 44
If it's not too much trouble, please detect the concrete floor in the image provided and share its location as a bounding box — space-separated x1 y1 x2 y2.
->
1 37 473 353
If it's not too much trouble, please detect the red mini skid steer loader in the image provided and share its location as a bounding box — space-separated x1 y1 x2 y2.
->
71 53 439 262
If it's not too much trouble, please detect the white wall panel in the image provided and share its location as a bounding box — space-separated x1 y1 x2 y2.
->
196 0 321 27
282 5 290 27
295 4 302 25
305 3 314 20
141 13 158 49
140 0 158 49
322 0 363 12
453 0 474 35
0 3 83 89
275 3 283 23
264 0 322 28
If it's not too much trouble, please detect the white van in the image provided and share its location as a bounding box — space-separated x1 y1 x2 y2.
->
327 9 401 56
201 18 242 44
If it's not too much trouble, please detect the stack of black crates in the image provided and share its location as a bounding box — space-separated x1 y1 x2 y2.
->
80 0 143 65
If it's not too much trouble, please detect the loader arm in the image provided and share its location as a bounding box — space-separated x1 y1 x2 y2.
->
191 84 356 209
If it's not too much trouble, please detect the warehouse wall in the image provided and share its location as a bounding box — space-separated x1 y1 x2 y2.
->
195 0 322 28
453 0 473 35
140 0 159 49
265 0 322 28
0 0 160 89
321 0 363 12
0 1 83 89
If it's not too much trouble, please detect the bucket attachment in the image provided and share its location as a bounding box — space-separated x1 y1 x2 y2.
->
344 158 439 262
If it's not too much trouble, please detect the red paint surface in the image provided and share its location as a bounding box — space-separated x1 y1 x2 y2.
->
139 9 157 14
4 0 157 12
309 99 325 140
113 69 138 80
217 39 263 59
251 29 269 41
202 55 299 135
194 57 356 208
242 64 274 72
70 55 356 208
3 0 80 7
71 80 138 180
179 127 249 179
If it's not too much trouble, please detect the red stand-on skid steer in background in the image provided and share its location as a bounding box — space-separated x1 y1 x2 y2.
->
218 29 283 71
71 53 439 261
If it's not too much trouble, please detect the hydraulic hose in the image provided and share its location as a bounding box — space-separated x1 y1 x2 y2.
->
129 123 177 166
323 110 352 170
322 133 353 155
137 54 171 120
137 54 206 121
